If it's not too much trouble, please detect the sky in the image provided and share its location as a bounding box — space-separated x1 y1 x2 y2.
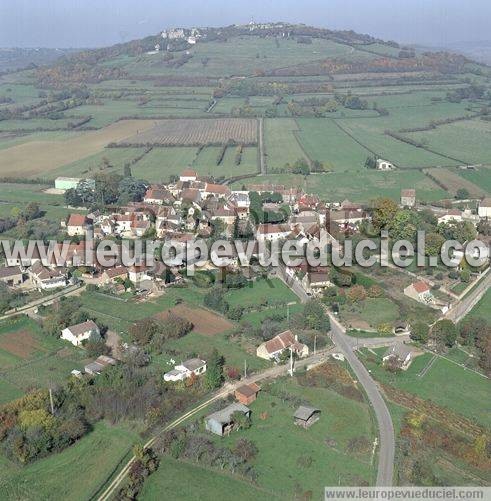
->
1 0 490 48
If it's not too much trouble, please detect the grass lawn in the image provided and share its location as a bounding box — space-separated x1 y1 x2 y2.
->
341 298 400 330
0 421 138 501
466 288 491 323
360 350 491 429
458 166 491 195
140 456 274 501
224 278 297 309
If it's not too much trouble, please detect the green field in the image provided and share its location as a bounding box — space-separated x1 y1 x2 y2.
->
142 375 376 499
341 297 400 330
234 169 448 202
360 351 491 428
224 278 297 309
264 118 309 170
458 166 491 194
296 118 371 171
0 422 138 501
466 288 491 322
404 119 491 166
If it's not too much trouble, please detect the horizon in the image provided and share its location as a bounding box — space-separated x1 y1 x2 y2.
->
2 0 491 49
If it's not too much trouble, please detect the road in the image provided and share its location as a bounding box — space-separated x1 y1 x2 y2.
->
444 270 490 323
328 312 395 486
95 347 334 501
277 263 395 485
258 117 266 175
0 283 84 321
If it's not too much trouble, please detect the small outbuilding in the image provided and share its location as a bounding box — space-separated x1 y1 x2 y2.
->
293 406 320 429
205 403 251 436
234 383 261 405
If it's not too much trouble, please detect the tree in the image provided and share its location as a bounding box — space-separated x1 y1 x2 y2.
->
390 210 420 241
123 163 133 178
372 198 399 232
302 300 330 331
425 232 445 257
346 285 367 303
233 438 258 461
231 411 251 431
410 322 429 343
118 177 147 204
456 188 469 200
205 349 224 389
430 319 457 348
364 155 377 169
85 338 109 358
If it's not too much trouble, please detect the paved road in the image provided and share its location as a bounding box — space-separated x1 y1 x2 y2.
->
276 264 395 485
328 313 395 486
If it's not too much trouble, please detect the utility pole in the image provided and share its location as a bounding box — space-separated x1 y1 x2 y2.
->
289 347 294 377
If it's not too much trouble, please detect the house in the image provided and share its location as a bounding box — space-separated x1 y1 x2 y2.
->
437 209 463 225
128 264 151 284
256 223 291 242
228 191 250 209
131 219 151 237
163 358 207 382
293 406 320 429
205 403 251 436
234 383 261 405
256 330 309 361
143 187 174 205
404 280 433 305
377 159 394 171
401 189 416 208
66 214 91 236
179 168 198 182
0 266 24 287
478 198 491 219
29 262 67 290
302 269 333 293
113 213 134 234
203 183 231 199
99 266 128 285
61 320 100 347
383 343 413 370
84 355 117 375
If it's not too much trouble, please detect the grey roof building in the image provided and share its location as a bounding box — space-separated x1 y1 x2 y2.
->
293 405 320 429
205 403 251 436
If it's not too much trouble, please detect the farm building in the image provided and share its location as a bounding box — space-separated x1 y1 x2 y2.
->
400 189 416 208
0 265 24 287
478 198 491 219
205 403 251 436
54 177 82 191
180 169 198 182
164 358 207 382
256 330 309 361
293 406 320 429
234 383 261 405
61 320 100 347
376 159 394 171
84 355 117 375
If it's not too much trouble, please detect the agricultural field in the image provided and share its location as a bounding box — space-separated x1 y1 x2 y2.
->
0 422 138 501
295 118 371 171
404 119 491 166
264 118 309 170
466 288 491 323
120 118 258 146
0 120 156 177
424 167 487 197
458 165 491 194
235 169 448 202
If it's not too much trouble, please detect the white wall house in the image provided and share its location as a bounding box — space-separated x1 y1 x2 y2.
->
478 198 491 219
61 320 100 347
164 358 207 382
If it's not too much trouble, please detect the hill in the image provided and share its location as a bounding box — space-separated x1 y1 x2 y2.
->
0 22 490 201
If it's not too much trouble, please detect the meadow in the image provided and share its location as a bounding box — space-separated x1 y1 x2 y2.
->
0 422 138 501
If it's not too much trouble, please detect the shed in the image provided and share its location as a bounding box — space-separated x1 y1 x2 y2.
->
205 403 251 436
234 383 261 405
293 405 320 429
